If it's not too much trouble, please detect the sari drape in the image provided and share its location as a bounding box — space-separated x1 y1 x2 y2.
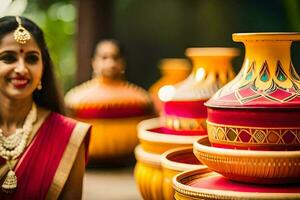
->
0 112 90 200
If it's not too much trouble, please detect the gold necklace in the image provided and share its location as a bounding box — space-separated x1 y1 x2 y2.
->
0 103 37 193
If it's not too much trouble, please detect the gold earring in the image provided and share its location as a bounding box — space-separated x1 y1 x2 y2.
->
37 81 42 90
14 16 31 44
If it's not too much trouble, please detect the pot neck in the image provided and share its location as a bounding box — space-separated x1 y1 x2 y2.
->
238 40 300 91
206 33 300 108
243 41 291 72
190 56 233 75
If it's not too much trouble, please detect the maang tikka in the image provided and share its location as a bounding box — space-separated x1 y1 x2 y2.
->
13 16 31 44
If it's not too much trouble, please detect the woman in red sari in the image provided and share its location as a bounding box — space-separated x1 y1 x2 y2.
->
0 16 90 199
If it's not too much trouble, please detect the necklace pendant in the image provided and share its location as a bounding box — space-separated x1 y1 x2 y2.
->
2 170 17 193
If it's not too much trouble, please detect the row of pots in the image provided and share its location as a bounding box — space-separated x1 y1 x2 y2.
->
135 32 300 199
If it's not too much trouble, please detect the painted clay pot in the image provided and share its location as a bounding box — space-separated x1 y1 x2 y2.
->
149 58 191 114
161 48 239 136
65 77 153 161
206 33 300 151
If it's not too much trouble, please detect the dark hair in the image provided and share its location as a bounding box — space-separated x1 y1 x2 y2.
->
0 16 65 114
92 39 125 59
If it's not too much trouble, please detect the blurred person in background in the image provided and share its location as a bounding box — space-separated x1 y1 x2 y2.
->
65 39 153 164
92 39 126 81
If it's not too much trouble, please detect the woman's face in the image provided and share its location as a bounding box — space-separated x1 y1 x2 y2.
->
0 32 43 100
92 41 124 79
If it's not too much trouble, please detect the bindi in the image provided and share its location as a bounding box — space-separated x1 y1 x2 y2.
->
20 49 24 53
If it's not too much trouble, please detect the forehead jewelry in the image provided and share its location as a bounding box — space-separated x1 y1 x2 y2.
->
13 16 31 44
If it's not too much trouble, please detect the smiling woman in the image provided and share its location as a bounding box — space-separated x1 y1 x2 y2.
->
0 16 90 200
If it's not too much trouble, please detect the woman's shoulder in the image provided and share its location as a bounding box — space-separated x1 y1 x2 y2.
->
50 112 91 130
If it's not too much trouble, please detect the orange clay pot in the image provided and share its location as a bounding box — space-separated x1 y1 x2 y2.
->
65 77 153 160
149 58 191 114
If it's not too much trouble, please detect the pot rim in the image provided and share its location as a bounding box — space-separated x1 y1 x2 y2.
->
194 137 300 157
233 32 300 42
185 47 240 57
173 170 300 199
161 147 207 171
134 145 161 166
138 118 202 144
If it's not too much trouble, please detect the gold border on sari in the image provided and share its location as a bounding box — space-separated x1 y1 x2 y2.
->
46 121 90 200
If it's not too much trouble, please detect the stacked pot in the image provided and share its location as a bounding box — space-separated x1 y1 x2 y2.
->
134 47 239 200
173 33 300 200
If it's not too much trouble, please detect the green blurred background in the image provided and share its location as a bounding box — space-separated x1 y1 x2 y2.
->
20 0 300 91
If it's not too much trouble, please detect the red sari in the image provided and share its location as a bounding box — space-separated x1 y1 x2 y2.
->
0 112 90 200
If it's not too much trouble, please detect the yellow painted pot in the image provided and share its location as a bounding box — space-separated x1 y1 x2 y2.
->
149 58 191 114
134 145 164 200
138 118 201 154
79 116 149 160
206 33 300 151
161 147 209 200
160 48 239 136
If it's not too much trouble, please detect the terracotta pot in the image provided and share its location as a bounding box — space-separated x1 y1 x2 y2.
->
194 137 300 184
161 147 209 200
65 78 153 160
206 33 300 151
149 59 191 114
161 48 239 136
173 169 300 200
134 145 164 200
